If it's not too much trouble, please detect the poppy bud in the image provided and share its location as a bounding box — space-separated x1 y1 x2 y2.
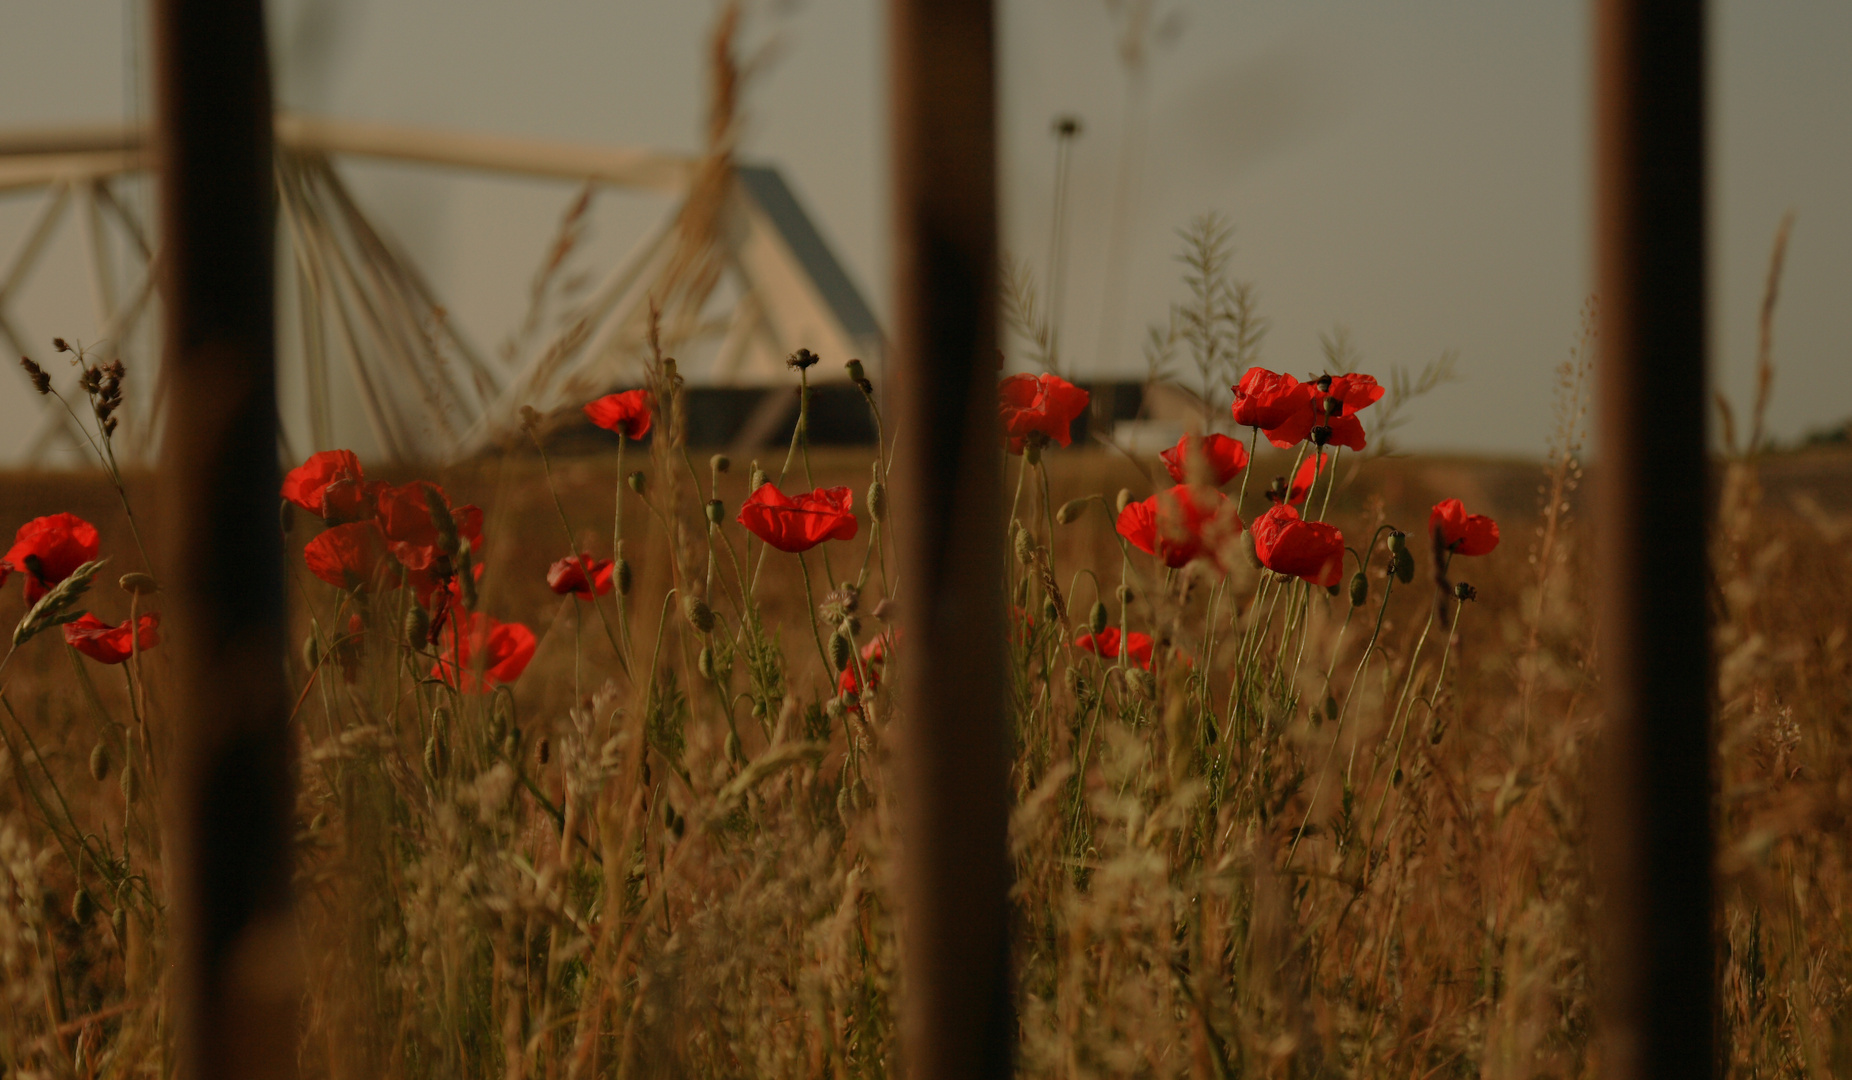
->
1042 596 1060 624
424 735 448 779
111 908 127 941
73 887 94 924
1394 550 1415 585
118 572 158 595
404 605 430 649
829 631 851 671
1324 396 1343 417
627 471 647 495
89 742 110 782
705 499 725 525
433 705 452 732
615 558 633 595
303 634 321 672
1015 578 1029 608
710 454 731 474
423 485 460 558
698 645 717 680
486 710 507 747
458 549 479 611
1349 572 1369 607
683 595 716 634
868 480 887 522
749 461 766 491
1116 584 1133 605
1013 525 1035 566
1127 669 1156 700
1453 581 1478 602
826 696 848 725
725 729 743 763
1088 601 1109 635
1324 695 1339 722
1115 489 1133 515
1056 498 1088 524
1326 582 1340 597
536 737 550 766
1311 425 1332 447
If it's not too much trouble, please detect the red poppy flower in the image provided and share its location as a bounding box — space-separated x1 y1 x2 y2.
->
1430 498 1500 556
548 553 614 598
1160 433 1250 487
1073 626 1154 669
1251 506 1346 587
1231 368 1311 430
1116 485 1241 569
376 482 484 571
280 450 384 523
584 390 654 440
999 373 1091 454
63 612 159 664
737 483 858 553
1288 452 1330 506
303 521 393 592
431 611 537 692
1260 373 1383 450
3 513 101 603
839 634 894 702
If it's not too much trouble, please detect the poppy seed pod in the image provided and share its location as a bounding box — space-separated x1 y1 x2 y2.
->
684 595 716 634
118 572 158 596
710 454 731 474
1013 525 1036 566
627 471 647 495
404 605 431 649
1056 498 1088 525
1088 601 1109 636
698 645 717 680
868 480 887 522
1311 425 1332 447
615 558 633 595
1387 530 1409 558
88 742 110 782
706 499 725 525
1115 488 1133 515
1349 572 1369 607
845 358 866 384
1042 596 1060 624
829 631 851 672
73 888 95 924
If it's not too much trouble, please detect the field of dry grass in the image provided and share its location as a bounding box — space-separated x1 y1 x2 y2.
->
0 405 1845 1078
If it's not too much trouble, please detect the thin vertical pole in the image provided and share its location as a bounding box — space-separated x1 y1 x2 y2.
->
1593 2 1713 1078
888 2 1013 1078
152 2 300 1079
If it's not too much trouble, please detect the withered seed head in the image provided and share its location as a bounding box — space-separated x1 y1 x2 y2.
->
786 348 820 371
52 338 70 353
19 357 50 394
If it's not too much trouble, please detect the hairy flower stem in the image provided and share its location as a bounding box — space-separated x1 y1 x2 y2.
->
530 430 632 682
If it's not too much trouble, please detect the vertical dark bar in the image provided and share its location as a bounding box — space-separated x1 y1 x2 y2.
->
152 3 299 1079
1593 3 1713 1079
887 2 1013 1079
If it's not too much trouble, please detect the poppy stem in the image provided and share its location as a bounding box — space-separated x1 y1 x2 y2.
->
795 551 833 684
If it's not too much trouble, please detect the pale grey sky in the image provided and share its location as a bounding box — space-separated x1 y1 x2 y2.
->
0 1 1847 459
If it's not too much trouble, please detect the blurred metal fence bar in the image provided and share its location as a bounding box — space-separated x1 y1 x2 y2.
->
153 1 301 1078
888 1 1015 1078
1593 1 1714 1078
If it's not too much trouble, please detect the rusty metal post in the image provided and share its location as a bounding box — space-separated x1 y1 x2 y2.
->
152 2 300 1078
1593 2 1713 1078
888 1 1013 1077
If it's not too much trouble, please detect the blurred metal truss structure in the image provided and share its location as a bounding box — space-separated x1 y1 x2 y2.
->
0 114 883 465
